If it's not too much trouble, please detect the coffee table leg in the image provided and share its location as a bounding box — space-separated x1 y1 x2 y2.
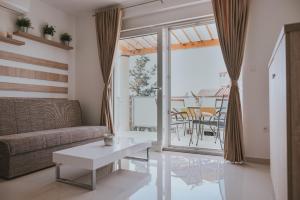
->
56 163 61 179
125 147 150 162
147 147 149 161
55 163 96 191
118 159 122 170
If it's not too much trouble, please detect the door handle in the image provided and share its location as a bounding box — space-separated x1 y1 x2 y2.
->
152 87 162 91
272 74 276 79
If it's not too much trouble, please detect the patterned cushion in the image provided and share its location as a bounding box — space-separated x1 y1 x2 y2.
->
44 100 82 130
0 99 17 136
15 100 34 133
0 126 109 156
0 98 83 135
29 100 47 132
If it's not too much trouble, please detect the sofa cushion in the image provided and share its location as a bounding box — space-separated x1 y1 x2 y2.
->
13 99 82 134
0 99 17 136
0 126 108 156
43 100 82 130
0 98 83 136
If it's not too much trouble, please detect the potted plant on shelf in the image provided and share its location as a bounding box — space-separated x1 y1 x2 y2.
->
60 33 72 46
16 17 33 33
42 24 56 40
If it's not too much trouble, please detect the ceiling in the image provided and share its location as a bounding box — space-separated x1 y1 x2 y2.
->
120 23 219 56
40 0 149 14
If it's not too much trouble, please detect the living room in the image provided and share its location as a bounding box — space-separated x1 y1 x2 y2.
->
0 0 300 199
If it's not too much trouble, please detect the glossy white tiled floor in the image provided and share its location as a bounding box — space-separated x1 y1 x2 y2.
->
0 151 274 200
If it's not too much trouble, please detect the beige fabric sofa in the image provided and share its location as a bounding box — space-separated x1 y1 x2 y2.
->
0 98 109 179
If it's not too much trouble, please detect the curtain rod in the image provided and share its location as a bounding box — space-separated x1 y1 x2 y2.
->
93 0 164 16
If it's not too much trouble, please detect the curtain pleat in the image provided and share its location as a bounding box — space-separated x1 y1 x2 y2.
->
95 7 122 133
211 0 249 163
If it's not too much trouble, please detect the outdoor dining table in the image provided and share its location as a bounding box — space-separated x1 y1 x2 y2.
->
176 106 217 146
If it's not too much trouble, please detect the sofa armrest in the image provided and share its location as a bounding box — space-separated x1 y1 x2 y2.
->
0 140 10 178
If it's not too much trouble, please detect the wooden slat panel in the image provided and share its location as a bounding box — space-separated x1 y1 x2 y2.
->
0 82 68 93
0 50 68 70
0 65 68 82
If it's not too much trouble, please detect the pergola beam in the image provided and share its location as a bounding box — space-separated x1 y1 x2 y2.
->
121 39 219 56
193 26 203 41
206 25 214 40
121 40 136 50
181 29 192 43
143 36 156 48
151 35 157 44
171 31 182 44
131 38 145 49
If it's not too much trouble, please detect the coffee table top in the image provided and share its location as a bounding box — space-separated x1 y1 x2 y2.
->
53 138 151 170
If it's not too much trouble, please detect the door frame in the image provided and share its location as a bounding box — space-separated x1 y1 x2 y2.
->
116 15 217 152
166 18 216 149
118 27 163 151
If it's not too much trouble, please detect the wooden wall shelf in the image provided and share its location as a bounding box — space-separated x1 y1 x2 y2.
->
14 31 73 50
0 36 25 46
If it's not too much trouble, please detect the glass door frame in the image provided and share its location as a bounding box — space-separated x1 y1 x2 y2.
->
115 15 216 152
165 18 225 154
117 27 163 151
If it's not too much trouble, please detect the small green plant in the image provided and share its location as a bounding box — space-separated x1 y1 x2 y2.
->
42 24 56 36
16 17 32 28
16 17 32 32
60 33 72 42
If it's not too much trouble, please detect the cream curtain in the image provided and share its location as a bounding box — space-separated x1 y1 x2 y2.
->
95 7 122 133
212 0 248 163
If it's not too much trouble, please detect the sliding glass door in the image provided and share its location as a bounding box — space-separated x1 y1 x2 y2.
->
114 33 160 145
113 16 226 153
168 22 228 151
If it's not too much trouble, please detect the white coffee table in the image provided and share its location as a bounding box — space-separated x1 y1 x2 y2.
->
53 138 151 190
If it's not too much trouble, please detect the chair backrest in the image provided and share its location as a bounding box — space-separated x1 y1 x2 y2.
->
215 96 228 119
191 91 200 105
187 107 201 120
171 98 185 111
0 98 82 136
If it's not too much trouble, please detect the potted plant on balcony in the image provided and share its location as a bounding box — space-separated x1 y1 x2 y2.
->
60 33 72 46
16 17 33 33
42 24 56 40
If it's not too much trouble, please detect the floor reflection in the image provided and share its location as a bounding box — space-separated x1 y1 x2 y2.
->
127 152 225 200
126 151 273 200
0 151 274 200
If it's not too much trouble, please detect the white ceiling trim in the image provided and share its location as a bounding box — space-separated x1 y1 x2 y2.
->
123 0 211 19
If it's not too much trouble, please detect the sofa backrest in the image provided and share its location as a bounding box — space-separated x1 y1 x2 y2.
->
0 98 82 136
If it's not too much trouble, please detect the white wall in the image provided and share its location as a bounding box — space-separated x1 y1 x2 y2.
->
242 0 300 159
171 46 227 97
0 0 76 99
75 12 103 125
